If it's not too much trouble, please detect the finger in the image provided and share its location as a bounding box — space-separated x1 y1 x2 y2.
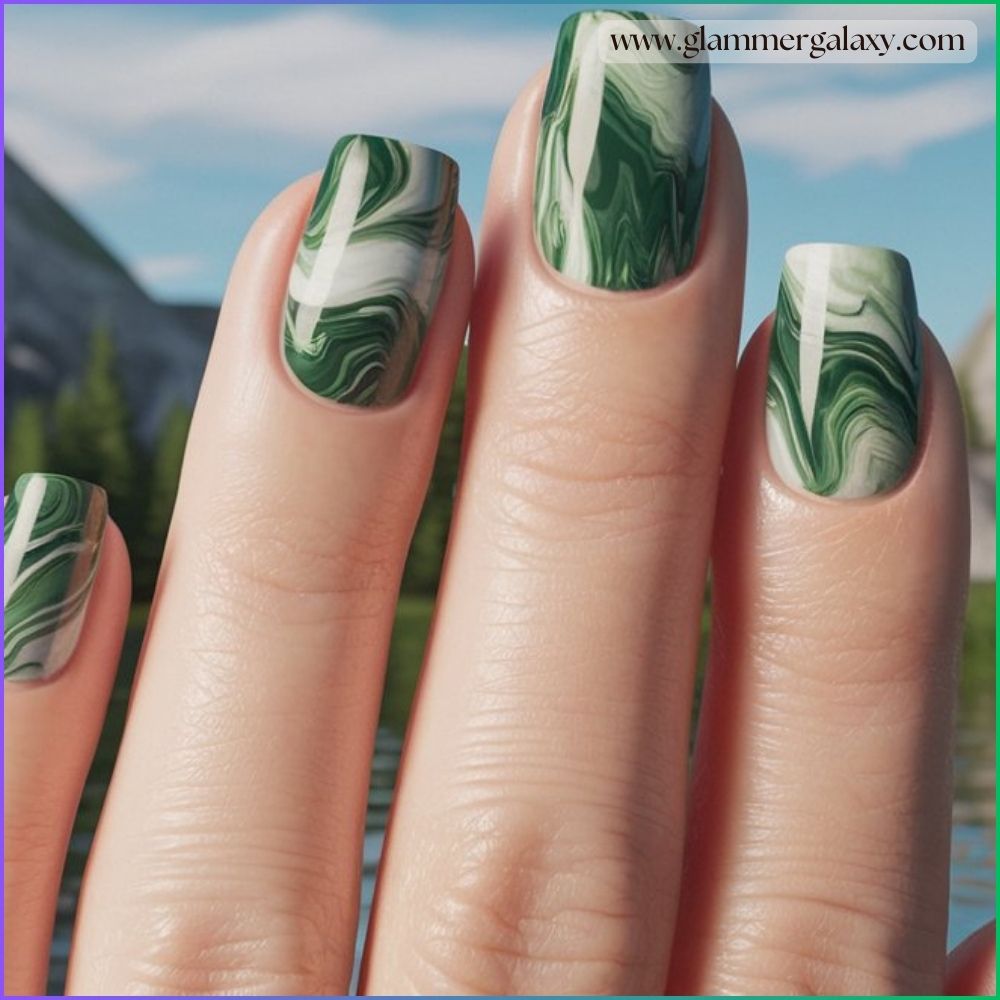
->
670 246 968 995
68 137 473 995
946 921 996 995
363 15 747 994
4 477 128 995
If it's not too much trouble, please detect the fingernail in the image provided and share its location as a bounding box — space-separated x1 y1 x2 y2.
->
766 243 922 499
534 10 711 290
4 474 107 681
282 134 459 406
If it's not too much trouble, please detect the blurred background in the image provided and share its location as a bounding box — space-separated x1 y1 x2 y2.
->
3 3 995 991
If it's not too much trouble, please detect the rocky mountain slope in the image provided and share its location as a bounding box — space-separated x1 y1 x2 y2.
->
4 152 213 447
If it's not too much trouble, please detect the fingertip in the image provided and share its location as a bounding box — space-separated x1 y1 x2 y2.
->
94 516 132 629
400 202 475 412
698 100 748 275
434 202 476 329
241 172 320 259
217 172 318 348
450 205 476 286
919 323 970 469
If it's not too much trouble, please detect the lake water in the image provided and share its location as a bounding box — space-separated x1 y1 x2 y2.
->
47 685 996 994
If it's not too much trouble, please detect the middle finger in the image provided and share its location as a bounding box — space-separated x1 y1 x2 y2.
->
363 14 747 994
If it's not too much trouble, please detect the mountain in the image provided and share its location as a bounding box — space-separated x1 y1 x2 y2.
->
167 303 221 344
4 152 213 447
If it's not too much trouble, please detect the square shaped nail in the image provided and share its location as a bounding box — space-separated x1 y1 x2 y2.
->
4 474 107 681
534 10 711 290
766 243 922 499
282 134 459 406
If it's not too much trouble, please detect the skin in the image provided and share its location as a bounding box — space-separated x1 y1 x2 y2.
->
670 325 968 995
4 522 129 993
361 79 746 995
4 71 991 997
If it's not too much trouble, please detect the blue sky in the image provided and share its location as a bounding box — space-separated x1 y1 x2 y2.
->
4 3 996 352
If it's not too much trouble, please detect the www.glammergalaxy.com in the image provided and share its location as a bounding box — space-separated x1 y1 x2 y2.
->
599 18 978 64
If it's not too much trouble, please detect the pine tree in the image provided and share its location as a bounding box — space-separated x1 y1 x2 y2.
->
51 384 85 477
50 326 135 498
48 323 145 570
4 400 48 491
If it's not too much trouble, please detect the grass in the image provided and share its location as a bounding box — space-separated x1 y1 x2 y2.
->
382 594 436 733
962 581 996 688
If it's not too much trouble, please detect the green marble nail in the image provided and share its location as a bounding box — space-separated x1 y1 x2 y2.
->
4 474 107 681
766 243 922 499
282 134 458 406
534 10 711 290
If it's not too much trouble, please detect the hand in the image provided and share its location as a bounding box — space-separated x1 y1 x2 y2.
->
5 18 992 996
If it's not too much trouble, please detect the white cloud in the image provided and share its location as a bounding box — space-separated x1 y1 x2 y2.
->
727 72 996 173
132 253 206 285
4 107 139 194
4 9 551 141
774 4 995 39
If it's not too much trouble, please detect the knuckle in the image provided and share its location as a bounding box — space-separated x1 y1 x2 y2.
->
194 503 399 628
707 867 943 995
450 712 680 833
105 839 353 995
406 800 664 994
712 904 939 995
116 923 340 996
478 390 715 548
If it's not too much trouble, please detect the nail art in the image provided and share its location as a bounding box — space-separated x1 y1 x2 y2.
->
766 243 922 499
4 474 107 681
534 10 711 290
282 134 459 406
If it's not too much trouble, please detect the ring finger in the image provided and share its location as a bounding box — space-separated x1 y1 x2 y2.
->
670 246 969 995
